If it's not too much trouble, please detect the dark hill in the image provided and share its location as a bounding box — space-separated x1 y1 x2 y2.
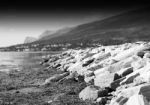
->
5 7 150 51
39 27 73 41
32 7 150 46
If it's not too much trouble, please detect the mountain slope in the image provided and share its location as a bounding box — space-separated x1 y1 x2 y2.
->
38 30 55 39
33 7 150 45
39 27 73 41
5 7 150 51
24 37 37 44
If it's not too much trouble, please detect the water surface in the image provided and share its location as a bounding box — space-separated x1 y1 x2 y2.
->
0 52 54 73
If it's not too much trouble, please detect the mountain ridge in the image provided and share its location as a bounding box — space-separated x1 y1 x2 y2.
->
4 6 150 51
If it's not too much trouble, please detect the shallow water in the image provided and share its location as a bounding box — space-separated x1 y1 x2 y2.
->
0 52 54 73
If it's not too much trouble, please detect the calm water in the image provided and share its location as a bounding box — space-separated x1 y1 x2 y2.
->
0 52 55 73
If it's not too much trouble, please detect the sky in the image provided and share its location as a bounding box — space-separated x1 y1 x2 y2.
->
0 0 149 47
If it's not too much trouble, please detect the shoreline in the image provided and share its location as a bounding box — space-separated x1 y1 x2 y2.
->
0 41 150 105
40 41 150 105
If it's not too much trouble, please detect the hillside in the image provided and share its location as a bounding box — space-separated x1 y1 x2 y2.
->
4 6 150 51
24 37 37 44
33 7 150 45
39 27 73 41
38 30 55 39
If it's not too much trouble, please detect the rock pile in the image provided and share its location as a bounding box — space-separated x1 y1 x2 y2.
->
41 41 150 105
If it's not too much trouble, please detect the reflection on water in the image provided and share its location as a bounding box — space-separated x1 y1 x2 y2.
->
0 52 53 73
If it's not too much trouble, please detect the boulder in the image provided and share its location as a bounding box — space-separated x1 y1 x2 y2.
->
110 77 126 90
82 58 95 67
113 73 121 81
67 62 83 75
121 62 150 85
121 73 140 85
116 67 133 79
84 76 94 84
118 97 128 105
94 67 108 76
110 96 128 105
94 71 115 87
53 63 61 68
84 71 95 77
112 45 150 61
116 84 150 99
134 69 150 85
139 84 150 101
94 56 139 75
137 51 145 58
126 94 149 105
79 86 99 101
131 59 146 70
98 88 109 97
144 52 150 59
96 97 107 105
94 52 111 63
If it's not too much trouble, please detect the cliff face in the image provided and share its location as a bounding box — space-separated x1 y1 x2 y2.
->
24 37 37 44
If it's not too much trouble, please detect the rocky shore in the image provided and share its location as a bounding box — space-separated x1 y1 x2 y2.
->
41 41 150 105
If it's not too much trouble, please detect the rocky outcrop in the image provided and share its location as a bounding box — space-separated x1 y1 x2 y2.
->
41 41 150 105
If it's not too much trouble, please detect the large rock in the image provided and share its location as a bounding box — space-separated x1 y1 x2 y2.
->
112 45 150 61
131 59 146 70
110 96 128 105
98 88 109 97
117 97 128 105
110 77 126 90
94 52 111 63
121 62 150 85
79 86 99 101
96 97 107 105
126 94 149 105
116 67 133 78
121 73 140 85
116 84 150 99
84 76 94 84
139 84 150 101
144 52 150 59
134 69 150 85
67 62 84 75
94 56 139 75
137 51 145 58
82 58 95 67
94 71 115 87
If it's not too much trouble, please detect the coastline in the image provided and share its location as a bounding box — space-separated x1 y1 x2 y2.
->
40 41 150 105
0 41 150 105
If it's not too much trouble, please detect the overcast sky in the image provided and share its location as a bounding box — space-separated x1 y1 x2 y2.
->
0 0 149 47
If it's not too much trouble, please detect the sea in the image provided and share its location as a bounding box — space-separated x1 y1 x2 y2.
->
0 52 56 73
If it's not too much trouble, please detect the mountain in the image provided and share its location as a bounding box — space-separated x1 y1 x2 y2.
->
33 7 150 46
39 27 73 40
24 37 37 44
4 7 150 51
38 30 55 39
